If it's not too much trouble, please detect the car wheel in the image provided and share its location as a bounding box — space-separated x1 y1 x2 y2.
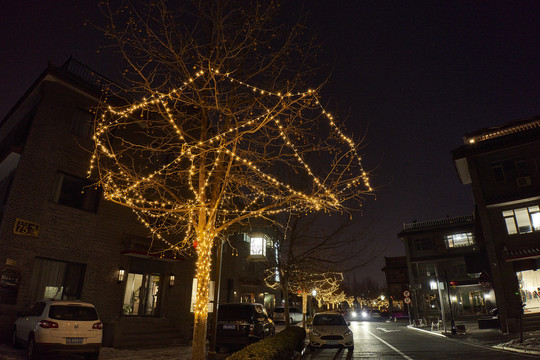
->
11 327 21 349
85 351 100 360
27 335 39 360
348 346 354 351
309 345 315 352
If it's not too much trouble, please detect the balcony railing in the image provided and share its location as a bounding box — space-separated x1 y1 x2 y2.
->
403 214 474 231
61 58 123 94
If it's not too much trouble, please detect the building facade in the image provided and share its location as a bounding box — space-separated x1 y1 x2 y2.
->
0 59 279 346
453 116 540 332
381 256 409 317
398 215 492 328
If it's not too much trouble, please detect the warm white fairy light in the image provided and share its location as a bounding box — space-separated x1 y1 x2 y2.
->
89 67 373 322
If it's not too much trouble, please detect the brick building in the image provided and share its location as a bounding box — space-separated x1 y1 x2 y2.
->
453 116 540 332
398 215 492 328
381 256 409 317
0 59 279 347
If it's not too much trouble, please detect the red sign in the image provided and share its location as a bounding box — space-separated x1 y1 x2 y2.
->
404 297 411 304
403 290 410 297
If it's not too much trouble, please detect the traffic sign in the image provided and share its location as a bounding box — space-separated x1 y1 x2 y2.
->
403 290 410 297
404 297 411 304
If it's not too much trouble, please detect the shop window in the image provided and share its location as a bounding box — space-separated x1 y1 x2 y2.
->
30 258 86 301
444 232 475 248
50 172 100 212
122 273 161 316
503 206 540 235
70 108 94 139
517 270 540 314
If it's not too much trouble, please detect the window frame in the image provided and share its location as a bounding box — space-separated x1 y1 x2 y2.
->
30 257 86 302
50 171 100 212
503 205 540 235
122 272 162 317
70 107 94 139
444 232 475 248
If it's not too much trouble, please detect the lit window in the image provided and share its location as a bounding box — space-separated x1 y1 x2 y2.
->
250 236 266 256
444 233 475 248
122 273 160 316
503 206 540 235
30 258 86 302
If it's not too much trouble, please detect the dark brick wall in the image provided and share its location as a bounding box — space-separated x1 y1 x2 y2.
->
0 79 195 345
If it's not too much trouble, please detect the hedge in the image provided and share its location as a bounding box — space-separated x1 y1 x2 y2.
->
227 326 306 360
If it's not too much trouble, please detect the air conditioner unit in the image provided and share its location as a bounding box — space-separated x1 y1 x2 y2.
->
516 176 532 187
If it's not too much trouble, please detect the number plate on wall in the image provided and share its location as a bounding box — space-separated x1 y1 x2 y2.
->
13 218 40 237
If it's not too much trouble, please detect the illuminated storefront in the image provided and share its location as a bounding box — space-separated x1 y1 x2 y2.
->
517 270 540 314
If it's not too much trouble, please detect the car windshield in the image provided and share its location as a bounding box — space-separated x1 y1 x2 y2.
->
313 314 347 326
49 305 98 321
218 306 253 321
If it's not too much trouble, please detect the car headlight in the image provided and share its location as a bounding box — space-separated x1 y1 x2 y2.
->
311 330 321 336
361 310 368 318
344 330 352 337
351 311 357 318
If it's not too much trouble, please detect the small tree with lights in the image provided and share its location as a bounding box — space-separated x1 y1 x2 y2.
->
262 211 380 327
91 1 372 358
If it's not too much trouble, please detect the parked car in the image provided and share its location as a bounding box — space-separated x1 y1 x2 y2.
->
273 306 303 324
309 312 354 351
216 303 275 351
12 299 102 360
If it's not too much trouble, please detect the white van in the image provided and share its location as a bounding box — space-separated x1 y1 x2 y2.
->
273 306 303 324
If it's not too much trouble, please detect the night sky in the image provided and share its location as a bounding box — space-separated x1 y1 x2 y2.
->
2 1 540 285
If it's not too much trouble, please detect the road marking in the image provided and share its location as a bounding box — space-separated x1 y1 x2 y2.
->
376 328 401 333
368 330 414 360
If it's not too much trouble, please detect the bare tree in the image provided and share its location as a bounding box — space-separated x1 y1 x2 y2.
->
90 1 373 358
264 212 381 326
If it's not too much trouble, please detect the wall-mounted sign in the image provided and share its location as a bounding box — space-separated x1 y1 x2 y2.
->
13 218 40 237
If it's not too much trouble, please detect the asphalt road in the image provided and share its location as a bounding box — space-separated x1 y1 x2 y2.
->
301 320 537 360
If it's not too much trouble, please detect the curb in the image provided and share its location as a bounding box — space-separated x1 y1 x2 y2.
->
406 325 446 338
406 325 540 356
493 344 540 356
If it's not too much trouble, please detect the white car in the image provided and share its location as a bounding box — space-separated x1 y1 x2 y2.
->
273 306 303 324
12 300 103 360
309 312 354 351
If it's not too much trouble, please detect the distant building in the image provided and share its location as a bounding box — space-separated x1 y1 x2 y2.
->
398 215 492 327
0 59 279 346
381 256 409 316
453 116 540 332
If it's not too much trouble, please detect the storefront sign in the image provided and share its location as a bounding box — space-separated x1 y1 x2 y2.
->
13 218 40 237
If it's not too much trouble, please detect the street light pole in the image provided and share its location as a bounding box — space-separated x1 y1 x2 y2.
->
434 265 447 333
445 271 456 334
208 239 224 358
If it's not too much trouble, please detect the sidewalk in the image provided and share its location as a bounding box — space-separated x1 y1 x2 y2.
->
0 343 226 360
407 317 540 356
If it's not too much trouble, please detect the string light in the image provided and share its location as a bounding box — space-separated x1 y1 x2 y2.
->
88 67 374 326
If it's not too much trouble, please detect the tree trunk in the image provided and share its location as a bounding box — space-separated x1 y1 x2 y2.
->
282 277 290 327
191 236 213 360
192 312 208 360
302 292 308 328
